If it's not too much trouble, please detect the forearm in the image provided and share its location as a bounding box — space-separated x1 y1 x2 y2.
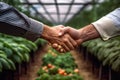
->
77 24 100 44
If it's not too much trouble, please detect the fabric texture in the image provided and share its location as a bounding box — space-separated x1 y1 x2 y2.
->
92 8 120 40
0 2 44 40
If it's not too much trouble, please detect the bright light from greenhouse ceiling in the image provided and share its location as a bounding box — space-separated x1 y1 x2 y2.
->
20 0 102 25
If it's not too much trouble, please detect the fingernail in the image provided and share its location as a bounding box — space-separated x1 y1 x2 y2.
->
59 33 62 35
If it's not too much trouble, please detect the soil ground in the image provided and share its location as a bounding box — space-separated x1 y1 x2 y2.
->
19 45 48 80
19 46 99 80
71 50 99 80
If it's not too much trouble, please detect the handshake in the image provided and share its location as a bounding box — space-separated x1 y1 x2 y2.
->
41 24 100 53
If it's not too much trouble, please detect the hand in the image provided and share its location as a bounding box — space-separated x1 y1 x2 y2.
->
58 25 100 45
41 25 77 53
58 26 83 44
59 26 80 40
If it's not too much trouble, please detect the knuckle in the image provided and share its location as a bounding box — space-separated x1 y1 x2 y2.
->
58 25 64 28
52 43 58 48
60 25 64 27
74 43 77 46
63 38 68 42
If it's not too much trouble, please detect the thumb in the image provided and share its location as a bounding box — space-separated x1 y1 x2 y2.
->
58 27 70 36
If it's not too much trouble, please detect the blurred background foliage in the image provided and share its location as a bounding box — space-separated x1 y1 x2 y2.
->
66 0 120 29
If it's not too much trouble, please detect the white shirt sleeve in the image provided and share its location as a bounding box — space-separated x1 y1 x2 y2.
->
92 8 120 40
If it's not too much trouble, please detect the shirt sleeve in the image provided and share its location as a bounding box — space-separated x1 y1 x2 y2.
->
0 2 44 41
92 8 120 40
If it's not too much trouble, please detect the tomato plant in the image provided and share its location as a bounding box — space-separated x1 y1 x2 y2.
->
36 48 83 80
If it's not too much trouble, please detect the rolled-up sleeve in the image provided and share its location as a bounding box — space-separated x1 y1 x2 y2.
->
0 2 44 40
92 8 120 40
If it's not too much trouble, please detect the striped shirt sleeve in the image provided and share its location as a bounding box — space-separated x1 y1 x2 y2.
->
0 2 44 41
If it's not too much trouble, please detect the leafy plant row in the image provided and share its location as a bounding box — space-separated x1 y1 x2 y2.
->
82 39 120 72
0 33 38 72
36 47 83 80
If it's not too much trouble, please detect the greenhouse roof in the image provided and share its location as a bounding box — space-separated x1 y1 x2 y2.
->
20 0 102 25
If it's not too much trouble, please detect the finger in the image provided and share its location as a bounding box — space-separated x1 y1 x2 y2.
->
60 48 64 53
68 36 78 48
52 40 70 52
59 46 66 53
56 45 62 50
62 38 74 52
54 44 66 53
58 45 62 49
52 43 59 51
58 42 70 52
52 41 70 52
59 25 65 28
52 43 58 48
52 43 65 53
57 45 65 53
65 37 75 50
59 27 70 36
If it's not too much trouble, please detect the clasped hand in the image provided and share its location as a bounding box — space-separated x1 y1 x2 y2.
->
41 25 81 53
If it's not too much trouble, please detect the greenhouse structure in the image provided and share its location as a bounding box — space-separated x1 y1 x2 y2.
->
0 0 120 80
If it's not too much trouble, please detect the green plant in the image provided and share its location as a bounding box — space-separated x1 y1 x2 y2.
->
0 33 38 72
83 39 120 72
36 48 83 80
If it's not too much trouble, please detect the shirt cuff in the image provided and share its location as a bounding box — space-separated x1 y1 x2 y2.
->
92 17 120 40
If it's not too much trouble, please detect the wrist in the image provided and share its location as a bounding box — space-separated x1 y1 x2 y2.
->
41 25 51 40
77 24 100 43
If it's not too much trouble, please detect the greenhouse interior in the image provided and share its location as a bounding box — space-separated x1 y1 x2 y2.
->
0 0 120 80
